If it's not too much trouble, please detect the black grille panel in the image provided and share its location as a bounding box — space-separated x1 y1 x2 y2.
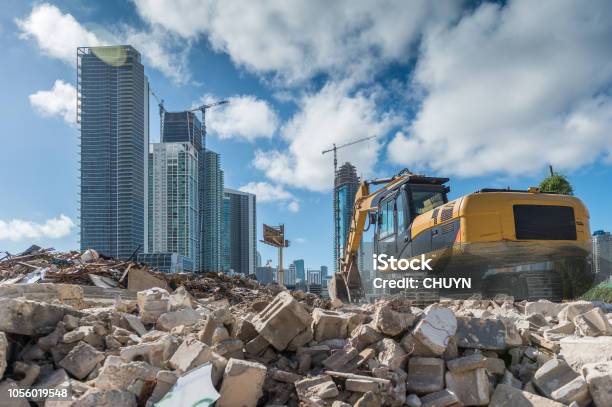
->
513 205 576 240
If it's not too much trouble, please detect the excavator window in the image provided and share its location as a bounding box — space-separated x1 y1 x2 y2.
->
409 185 447 218
378 198 395 240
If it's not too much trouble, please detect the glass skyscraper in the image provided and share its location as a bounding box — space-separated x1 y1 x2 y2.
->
202 150 224 272
334 162 360 272
293 259 305 281
221 196 231 271
224 188 257 275
148 142 199 267
78 46 149 259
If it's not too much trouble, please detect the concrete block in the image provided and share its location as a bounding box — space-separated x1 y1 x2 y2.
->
72 388 137 407
323 347 358 370
137 288 170 324
146 370 178 406
456 316 507 350
483 356 506 376
0 298 76 336
295 374 339 402
122 313 147 336
406 357 445 394
312 308 349 341
543 321 575 341
245 334 270 356
400 333 438 357
156 308 200 331
489 384 565 407
558 301 594 323
412 308 457 355
252 291 312 351
217 358 267 407
231 315 259 343
445 367 489 406
350 324 383 351
95 357 158 399
525 300 564 318
120 334 178 367
573 307 612 337
287 325 313 351
582 361 612 407
345 377 383 393
354 391 381 407
58 342 104 380
167 337 213 374
377 338 407 371
420 389 460 407
446 352 486 373
533 358 591 405
373 299 417 336
559 336 612 369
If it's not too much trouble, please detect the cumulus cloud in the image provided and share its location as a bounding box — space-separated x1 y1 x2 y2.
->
15 3 103 63
253 82 398 192
388 0 612 177
201 95 279 141
16 3 190 83
239 181 300 212
133 0 460 84
0 215 75 242
29 80 77 125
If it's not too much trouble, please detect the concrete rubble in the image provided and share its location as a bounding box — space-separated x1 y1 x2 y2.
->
0 248 611 405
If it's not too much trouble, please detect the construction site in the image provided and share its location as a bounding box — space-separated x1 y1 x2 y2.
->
0 244 609 407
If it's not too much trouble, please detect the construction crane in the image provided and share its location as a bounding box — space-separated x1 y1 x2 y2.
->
149 86 165 138
190 100 229 148
322 135 377 274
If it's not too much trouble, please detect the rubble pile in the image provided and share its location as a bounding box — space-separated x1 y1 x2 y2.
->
0 250 611 406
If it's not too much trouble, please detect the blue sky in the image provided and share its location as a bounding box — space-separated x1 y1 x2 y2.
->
1 0 611 271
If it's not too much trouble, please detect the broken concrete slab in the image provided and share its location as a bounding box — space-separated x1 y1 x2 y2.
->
295 374 339 402
377 338 407 371
406 357 445 395
412 307 457 355
558 301 594 323
582 361 612 407
0 297 79 336
72 388 137 407
217 358 267 407
533 358 591 406
95 357 158 400
156 307 200 331
323 347 358 371
573 307 612 337
312 308 350 341
128 267 171 292
168 337 213 374
252 291 312 351
525 300 564 318
137 288 170 324
373 299 417 336
445 367 490 406
543 321 575 341
489 384 565 407
446 352 486 373
354 391 382 407
559 336 612 369
59 342 105 380
420 389 460 407
456 316 507 350
350 324 383 351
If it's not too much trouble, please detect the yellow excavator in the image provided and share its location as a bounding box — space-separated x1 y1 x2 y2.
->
329 169 593 303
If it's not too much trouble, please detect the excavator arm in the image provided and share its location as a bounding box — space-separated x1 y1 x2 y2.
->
329 171 412 302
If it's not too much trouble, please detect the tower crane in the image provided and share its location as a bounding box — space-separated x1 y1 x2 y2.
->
322 135 377 274
190 100 229 148
149 87 165 138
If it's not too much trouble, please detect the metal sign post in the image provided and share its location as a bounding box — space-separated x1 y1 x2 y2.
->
261 224 290 286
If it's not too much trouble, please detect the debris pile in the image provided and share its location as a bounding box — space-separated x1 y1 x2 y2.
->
0 249 611 406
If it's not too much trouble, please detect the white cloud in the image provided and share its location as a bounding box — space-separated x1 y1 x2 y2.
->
202 95 279 141
388 0 612 177
133 0 461 84
238 181 300 212
29 80 77 125
16 3 190 83
16 3 103 63
0 214 75 242
253 82 398 192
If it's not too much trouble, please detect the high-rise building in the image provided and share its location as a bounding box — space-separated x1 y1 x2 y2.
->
320 265 328 278
284 264 297 286
224 188 257 275
255 266 275 284
334 162 360 272
202 151 224 272
161 111 204 269
78 46 149 259
307 269 322 285
293 259 305 281
221 196 231 271
593 230 612 283
147 142 199 269
256 251 262 268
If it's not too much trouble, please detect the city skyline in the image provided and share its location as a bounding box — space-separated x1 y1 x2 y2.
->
2 1 612 272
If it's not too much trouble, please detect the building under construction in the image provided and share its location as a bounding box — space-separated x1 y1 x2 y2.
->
333 162 360 273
